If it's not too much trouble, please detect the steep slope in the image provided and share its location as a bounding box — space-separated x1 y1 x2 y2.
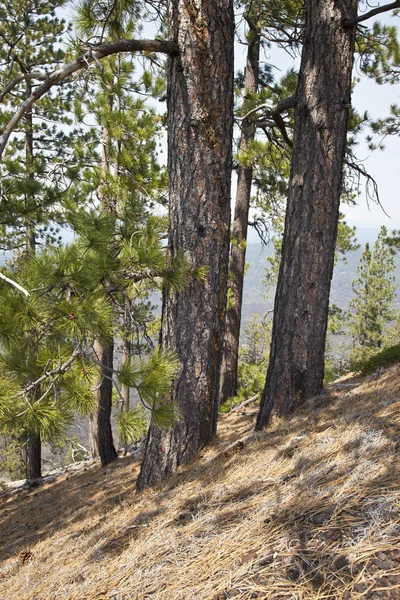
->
1 366 400 599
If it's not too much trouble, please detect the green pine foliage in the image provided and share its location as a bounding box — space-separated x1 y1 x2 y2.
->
0 438 25 480
357 344 400 376
348 226 398 367
118 348 178 418
0 0 75 252
0 248 108 447
117 405 147 447
0 229 182 458
220 315 272 413
356 20 400 85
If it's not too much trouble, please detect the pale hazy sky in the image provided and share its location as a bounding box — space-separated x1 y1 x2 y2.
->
63 5 399 232
347 69 400 229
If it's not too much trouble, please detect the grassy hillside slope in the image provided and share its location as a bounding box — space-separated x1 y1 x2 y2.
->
1 366 400 599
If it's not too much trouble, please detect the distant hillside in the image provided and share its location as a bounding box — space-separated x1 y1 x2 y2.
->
242 227 400 328
1 365 400 599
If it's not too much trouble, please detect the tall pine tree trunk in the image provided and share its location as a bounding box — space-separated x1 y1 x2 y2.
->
89 340 118 465
137 0 234 490
219 24 260 405
256 0 358 428
24 84 41 478
25 432 41 481
88 118 117 464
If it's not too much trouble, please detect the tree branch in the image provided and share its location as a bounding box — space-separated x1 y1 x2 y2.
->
343 157 390 217
237 94 296 123
0 271 30 296
0 72 48 103
343 1 400 27
14 345 83 400
0 38 179 159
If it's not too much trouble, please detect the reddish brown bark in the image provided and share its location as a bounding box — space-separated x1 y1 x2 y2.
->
256 0 358 428
89 340 118 466
219 24 260 405
24 432 42 481
137 0 234 489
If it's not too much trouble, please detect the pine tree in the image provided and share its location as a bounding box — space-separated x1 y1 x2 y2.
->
0 0 76 474
348 226 397 365
0 0 74 253
256 0 359 427
0 247 111 481
0 231 181 480
256 0 400 428
136 0 234 489
219 0 366 406
69 0 167 465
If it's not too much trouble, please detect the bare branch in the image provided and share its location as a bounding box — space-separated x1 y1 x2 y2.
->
270 114 293 148
99 0 118 43
248 218 271 245
0 38 179 159
0 271 30 296
230 394 259 413
237 94 296 124
258 308 274 325
237 102 270 123
343 157 390 217
0 72 48 103
343 1 400 27
14 345 83 400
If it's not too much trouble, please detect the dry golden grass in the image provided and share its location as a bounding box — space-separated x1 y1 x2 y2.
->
1 365 400 599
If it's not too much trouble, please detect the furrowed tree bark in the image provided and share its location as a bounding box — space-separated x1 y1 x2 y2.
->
89 340 118 465
137 0 234 490
256 0 358 428
25 432 42 481
219 22 260 405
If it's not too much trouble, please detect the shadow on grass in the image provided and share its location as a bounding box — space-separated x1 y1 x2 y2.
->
0 458 139 561
1 367 400 599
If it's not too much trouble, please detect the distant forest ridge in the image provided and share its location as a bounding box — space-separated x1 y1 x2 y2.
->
243 227 400 325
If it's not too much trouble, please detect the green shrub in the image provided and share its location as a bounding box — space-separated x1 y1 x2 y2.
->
64 435 88 465
0 439 25 480
355 344 400 375
324 356 349 383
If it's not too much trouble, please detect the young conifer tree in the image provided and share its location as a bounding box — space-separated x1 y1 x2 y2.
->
348 226 397 365
0 0 74 253
0 247 112 481
0 230 182 480
70 0 168 464
0 0 76 473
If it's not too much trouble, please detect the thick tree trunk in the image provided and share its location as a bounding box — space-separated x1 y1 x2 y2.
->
89 340 118 465
25 432 42 481
137 0 234 490
256 0 358 428
219 25 260 405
